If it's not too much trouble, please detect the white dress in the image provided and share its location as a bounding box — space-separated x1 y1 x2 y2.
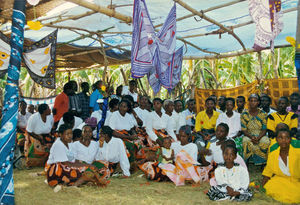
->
182 109 195 127
216 112 241 139
96 137 130 176
171 141 198 162
145 111 177 141
26 112 54 135
121 86 138 102
215 165 249 192
17 111 32 129
171 111 186 134
205 141 247 169
71 141 99 164
134 107 150 127
47 138 75 164
91 109 102 124
108 111 136 131
57 116 83 131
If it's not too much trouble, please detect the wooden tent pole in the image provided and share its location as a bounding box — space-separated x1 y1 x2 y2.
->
184 44 291 60
155 0 246 28
174 0 246 51
177 37 219 55
65 0 132 23
182 7 296 39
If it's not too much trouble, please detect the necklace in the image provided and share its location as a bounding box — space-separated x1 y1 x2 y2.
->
276 112 288 122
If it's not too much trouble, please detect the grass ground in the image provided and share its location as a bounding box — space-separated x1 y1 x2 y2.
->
14 165 282 205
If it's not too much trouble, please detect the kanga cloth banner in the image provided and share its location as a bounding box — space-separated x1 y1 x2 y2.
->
147 50 161 94
0 31 11 77
195 81 258 113
155 4 181 90
0 0 26 204
265 78 299 105
131 0 157 78
249 0 283 51
23 29 57 89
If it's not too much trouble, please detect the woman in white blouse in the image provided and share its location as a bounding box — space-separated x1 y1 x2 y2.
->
72 125 111 180
146 98 177 147
25 104 54 167
108 99 139 162
46 124 107 188
96 126 131 177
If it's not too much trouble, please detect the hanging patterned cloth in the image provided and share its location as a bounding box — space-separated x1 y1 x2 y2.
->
0 32 10 77
131 0 157 78
0 0 26 204
249 0 283 51
23 30 58 89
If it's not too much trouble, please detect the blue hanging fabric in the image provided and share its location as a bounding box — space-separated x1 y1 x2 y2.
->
96 97 109 140
0 0 26 204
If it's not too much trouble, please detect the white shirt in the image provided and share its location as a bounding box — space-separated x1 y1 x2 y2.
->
17 111 32 129
215 165 249 191
108 111 136 131
146 111 177 141
171 111 186 134
205 141 247 169
91 110 103 124
26 112 54 135
216 112 241 138
279 156 291 176
96 137 130 176
182 109 195 127
47 138 75 164
104 110 112 126
134 107 150 127
171 141 198 162
57 116 83 131
121 86 138 102
71 141 99 164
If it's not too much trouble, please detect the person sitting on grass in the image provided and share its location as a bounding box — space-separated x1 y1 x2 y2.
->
262 127 300 204
96 126 131 177
46 124 105 190
72 125 110 185
194 97 220 153
160 125 211 186
157 137 174 165
207 144 252 201
267 96 298 147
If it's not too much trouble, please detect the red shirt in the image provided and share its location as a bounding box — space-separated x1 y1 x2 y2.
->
53 92 69 122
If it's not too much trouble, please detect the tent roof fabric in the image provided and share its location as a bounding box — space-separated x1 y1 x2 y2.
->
0 0 297 69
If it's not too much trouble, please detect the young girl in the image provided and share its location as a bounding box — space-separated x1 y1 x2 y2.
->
158 137 174 165
262 128 300 204
207 145 252 201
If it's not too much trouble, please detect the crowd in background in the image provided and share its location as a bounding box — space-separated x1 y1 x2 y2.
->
3 79 299 203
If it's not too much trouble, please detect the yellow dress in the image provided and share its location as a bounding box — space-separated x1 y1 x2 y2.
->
262 140 300 204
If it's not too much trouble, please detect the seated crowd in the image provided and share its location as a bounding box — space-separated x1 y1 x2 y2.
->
12 80 300 203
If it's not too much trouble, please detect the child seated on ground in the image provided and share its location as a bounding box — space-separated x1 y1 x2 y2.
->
207 145 252 201
157 137 174 165
262 127 300 204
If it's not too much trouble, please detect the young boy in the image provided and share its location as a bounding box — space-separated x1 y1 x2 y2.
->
207 144 252 201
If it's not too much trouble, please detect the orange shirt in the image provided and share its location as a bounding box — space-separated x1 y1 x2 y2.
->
53 92 69 122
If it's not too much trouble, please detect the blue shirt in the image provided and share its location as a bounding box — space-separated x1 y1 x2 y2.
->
89 89 103 111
